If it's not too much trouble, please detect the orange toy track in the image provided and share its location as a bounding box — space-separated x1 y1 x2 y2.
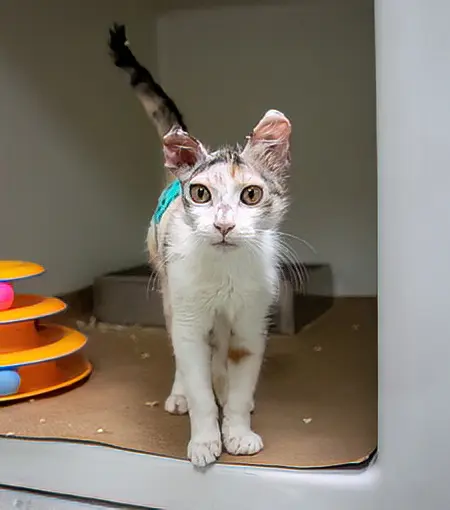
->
0 261 92 402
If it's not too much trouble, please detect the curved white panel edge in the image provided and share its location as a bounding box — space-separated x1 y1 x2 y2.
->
0 438 380 509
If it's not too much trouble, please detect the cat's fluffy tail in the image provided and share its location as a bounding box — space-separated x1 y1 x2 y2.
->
108 23 187 138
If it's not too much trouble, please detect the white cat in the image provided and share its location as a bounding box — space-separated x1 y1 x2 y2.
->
109 24 292 467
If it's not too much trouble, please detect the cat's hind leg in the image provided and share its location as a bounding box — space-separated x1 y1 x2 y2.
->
165 367 188 415
160 278 188 415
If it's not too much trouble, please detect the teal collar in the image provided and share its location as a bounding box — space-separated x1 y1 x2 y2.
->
153 179 182 224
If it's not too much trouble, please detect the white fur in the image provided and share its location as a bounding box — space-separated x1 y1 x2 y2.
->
150 110 291 468
167 229 277 467
154 160 281 468
112 34 291 467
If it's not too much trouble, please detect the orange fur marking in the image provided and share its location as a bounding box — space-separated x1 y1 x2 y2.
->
230 163 241 179
228 347 251 363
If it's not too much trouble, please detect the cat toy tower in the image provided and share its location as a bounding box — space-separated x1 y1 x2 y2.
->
0 260 92 402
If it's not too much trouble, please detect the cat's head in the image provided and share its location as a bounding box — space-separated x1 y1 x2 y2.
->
163 110 291 249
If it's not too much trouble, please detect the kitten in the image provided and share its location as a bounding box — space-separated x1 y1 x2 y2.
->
109 24 292 467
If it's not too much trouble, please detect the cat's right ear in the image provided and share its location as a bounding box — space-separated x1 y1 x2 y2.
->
163 127 207 176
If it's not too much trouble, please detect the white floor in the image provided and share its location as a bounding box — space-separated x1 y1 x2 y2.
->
0 489 134 510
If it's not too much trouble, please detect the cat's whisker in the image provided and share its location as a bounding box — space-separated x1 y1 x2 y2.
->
257 230 312 293
244 237 304 296
147 254 161 294
278 232 317 255
253 228 316 255
148 260 164 293
147 249 182 294
274 240 308 294
284 245 309 290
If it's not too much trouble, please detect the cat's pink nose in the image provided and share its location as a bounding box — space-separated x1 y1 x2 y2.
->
214 222 235 237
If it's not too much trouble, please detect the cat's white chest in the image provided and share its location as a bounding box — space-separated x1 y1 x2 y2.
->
168 244 276 321
200 260 256 316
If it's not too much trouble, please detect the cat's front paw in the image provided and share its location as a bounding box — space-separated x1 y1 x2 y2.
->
223 427 263 456
165 394 188 415
188 433 222 468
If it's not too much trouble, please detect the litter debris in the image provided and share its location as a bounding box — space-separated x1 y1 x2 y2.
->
76 320 86 330
28 398 35 403
88 316 97 328
5 432 15 437
96 428 105 434
140 352 150 360
352 324 360 331
302 418 313 424
110 324 126 332
39 418 46 424
313 345 322 352
145 401 159 407
97 322 109 333
96 322 128 332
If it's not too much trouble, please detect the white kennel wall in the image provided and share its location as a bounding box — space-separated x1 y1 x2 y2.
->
0 0 160 296
156 0 377 296
0 0 450 509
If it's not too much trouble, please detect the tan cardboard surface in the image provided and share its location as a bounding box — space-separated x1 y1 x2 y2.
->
0 298 377 469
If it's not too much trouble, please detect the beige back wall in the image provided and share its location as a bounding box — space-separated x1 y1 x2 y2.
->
0 0 160 295
157 0 377 296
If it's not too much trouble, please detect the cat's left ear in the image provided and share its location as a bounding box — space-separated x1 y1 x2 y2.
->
163 127 208 176
241 110 291 172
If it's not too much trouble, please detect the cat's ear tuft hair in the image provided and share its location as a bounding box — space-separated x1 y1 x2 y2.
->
242 109 291 172
163 127 207 175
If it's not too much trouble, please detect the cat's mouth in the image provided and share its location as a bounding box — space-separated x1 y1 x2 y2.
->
212 240 238 249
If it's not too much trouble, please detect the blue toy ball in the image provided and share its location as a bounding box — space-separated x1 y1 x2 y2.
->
0 370 21 396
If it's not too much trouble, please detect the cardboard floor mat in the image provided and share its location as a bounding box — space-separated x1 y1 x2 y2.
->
0 299 377 469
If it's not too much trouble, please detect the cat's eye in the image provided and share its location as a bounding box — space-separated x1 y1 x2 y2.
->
240 185 263 206
189 184 211 204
